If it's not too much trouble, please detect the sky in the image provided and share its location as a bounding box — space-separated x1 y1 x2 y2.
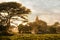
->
0 0 60 25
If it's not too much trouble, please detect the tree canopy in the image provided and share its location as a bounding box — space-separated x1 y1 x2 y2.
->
0 2 31 35
0 2 31 26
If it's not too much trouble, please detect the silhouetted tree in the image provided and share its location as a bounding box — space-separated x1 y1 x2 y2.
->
0 2 31 35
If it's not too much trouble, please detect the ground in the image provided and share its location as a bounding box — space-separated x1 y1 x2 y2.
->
0 34 60 40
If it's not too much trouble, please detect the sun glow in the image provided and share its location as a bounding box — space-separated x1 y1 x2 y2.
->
1 12 8 16
10 19 23 27
22 23 27 25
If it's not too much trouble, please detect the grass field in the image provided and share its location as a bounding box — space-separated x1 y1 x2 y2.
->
0 34 60 40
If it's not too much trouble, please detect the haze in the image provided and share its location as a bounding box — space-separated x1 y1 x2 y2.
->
0 0 60 25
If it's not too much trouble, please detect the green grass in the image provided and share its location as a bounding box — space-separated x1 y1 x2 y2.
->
0 34 60 40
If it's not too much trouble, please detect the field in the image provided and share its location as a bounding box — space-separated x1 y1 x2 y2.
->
0 34 60 40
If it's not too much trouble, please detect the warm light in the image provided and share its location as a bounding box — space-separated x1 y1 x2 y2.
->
10 23 17 27
10 21 23 27
22 23 27 25
1 12 8 16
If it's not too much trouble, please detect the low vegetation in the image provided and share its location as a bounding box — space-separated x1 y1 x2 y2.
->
0 34 60 40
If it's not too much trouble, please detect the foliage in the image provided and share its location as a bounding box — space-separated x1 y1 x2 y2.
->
49 27 56 34
0 2 31 27
18 17 60 34
18 24 32 34
0 34 60 40
0 2 31 35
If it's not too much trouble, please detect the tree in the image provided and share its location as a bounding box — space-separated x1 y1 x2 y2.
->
49 27 56 34
56 27 60 33
18 24 32 34
28 17 47 34
0 2 31 35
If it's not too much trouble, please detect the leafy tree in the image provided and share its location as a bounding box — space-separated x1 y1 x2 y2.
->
28 22 38 34
18 24 32 34
53 22 60 26
49 27 56 34
0 2 31 35
56 27 60 33
28 20 47 34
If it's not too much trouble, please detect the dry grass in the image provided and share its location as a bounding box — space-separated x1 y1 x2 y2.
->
0 34 60 40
